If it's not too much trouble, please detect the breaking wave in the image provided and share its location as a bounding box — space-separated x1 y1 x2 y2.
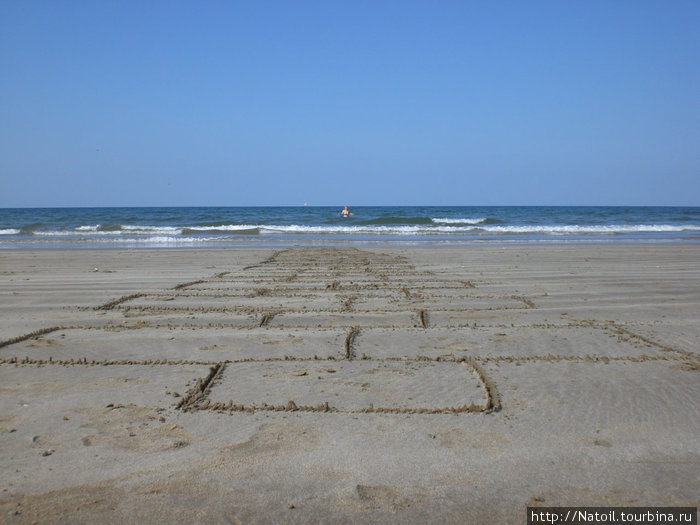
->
1 206 698 247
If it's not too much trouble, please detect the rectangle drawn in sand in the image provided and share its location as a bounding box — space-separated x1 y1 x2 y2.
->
207 359 487 413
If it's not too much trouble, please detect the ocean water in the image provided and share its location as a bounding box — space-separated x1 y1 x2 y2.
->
0 206 699 248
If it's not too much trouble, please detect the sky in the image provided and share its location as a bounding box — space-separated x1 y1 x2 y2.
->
1 1 698 207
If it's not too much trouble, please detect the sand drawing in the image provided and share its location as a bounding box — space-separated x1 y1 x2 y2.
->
1 247 696 418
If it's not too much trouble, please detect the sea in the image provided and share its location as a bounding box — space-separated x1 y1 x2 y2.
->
1 206 699 249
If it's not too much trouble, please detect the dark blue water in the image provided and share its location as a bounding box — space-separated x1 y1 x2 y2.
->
1 206 699 248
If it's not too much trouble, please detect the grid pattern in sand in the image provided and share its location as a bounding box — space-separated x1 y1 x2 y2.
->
1 247 695 416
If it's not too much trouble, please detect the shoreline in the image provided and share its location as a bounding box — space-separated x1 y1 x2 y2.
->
2 236 700 251
1 244 698 523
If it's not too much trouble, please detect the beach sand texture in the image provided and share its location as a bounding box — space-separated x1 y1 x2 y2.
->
1 245 698 523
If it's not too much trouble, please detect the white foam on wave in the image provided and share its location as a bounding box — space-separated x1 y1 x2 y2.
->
480 224 700 234
185 224 259 232
86 236 213 244
10 223 699 243
124 236 209 244
260 225 466 235
34 229 122 236
431 217 487 225
34 225 182 237
259 223 700 235
32 230 77 237
121 225 183 235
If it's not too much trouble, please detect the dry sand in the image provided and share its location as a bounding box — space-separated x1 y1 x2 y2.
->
0 245 698 523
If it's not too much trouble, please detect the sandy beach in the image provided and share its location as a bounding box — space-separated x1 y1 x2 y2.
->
1 245 698 524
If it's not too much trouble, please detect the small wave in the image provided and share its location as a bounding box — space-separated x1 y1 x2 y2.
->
20 225 39 235
5 222 699 243
431 217 487 225
98 224 122 232
33 229 122 236
480 224 700 234
257 223 700 236
32 225 184 237
120 225 182 235
67 236 214 244
260 225 469 235
359 216 433 226
32 230 75 237
114 236 210 244
182 224 261 234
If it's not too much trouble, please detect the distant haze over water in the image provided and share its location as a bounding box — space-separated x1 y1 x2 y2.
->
1 206 699 248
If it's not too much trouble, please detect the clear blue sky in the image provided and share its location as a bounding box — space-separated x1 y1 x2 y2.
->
1 1 698 207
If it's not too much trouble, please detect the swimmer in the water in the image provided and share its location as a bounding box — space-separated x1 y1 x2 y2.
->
339 205 353 217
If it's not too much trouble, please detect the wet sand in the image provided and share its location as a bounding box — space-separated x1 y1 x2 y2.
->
1 245 698 523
